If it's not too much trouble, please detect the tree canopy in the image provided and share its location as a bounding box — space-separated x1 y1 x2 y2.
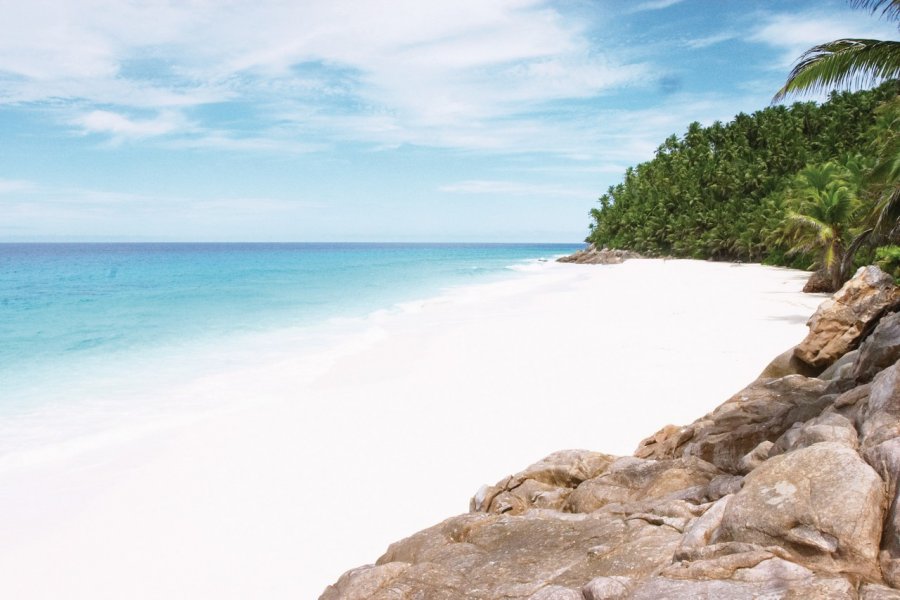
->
586 81 900 270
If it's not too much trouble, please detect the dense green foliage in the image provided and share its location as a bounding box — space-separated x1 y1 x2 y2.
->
587 81 900 268
876 244 900 277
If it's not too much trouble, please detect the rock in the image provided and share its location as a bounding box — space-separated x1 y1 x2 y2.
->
738 441 773 474
819 349 860 380
361 509 680 599
325 276 900 599
855 312 900 382
706 474 743 500
565 456 721 513
829 382 872 422
718 442 885 579
794 265 900 368
757 345 822 379
320 562 411 600
630 566 856 599
582 576 633 600
771 412 859 455
636 375 832 473
861 583 900 599
556 244 642 265
528 586 581 600
863 436 900 587
858 361 900 454
675 494 732 560
804 269 835 293
472 450 615 515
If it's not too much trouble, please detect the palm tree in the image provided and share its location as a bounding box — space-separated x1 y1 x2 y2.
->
773 0 900 102
782 164 861 290
867 97 900 236
837 96 900 277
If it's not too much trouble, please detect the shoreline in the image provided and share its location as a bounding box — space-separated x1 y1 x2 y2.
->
0 259 825 599
0 252 573 471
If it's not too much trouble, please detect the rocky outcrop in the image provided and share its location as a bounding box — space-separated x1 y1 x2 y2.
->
557 245 641 265
794 266 900 369
804 269 835 293
322 267 900 599
633 374 834 473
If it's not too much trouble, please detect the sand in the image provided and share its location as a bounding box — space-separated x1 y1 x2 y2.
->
0 259 825 599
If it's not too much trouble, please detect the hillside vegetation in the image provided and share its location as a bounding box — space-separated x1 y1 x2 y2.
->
587 81 899 277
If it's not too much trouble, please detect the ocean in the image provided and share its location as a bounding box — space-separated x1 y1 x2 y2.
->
0 243 581 452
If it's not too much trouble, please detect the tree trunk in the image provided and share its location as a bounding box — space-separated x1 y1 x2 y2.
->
840 228 873 284
830 242 845 292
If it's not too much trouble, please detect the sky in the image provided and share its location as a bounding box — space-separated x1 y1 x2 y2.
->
0 0 897 242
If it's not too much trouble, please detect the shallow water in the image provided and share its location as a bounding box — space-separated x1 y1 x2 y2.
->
0 242 580 417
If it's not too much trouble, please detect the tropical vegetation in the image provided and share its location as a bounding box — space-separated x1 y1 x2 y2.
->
587 0 899 290
587 82 898 271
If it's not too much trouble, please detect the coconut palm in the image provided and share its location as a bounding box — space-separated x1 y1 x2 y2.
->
782 164 861 290
773 0 900 102
837 96 900 278
867 97 900 236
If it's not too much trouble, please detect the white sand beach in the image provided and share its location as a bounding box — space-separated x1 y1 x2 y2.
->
0 259 825 599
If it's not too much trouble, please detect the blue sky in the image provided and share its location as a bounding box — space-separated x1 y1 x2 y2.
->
0 0 897 242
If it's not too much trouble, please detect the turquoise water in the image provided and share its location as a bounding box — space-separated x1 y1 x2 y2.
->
0 243 581 407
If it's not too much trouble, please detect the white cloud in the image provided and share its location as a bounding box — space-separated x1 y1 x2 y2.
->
629 0 684 13
685 32 737 49
75 110 187 139
750 9 899 67
0 0 647 153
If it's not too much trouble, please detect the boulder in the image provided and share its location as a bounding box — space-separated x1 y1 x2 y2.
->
819 349 860 381
349 509 682 599
829 382 872 422
717 442 885 579
472 450 616 515
320 563 412 600
858 361 900 454
738 441 773 474
854 312 900 382
866 437 900 587
862 583 900 599
794 265 900 369
757 345 822 379
635 375 832 473
581 576 633 600
565 456 721 513
770 412 859 455
706 474 743 500
631 561 856 599
804 269 835 293
528 586 581 600
675 494 732 560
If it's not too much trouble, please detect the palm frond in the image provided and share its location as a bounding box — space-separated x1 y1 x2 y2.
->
870 135 900 184
873 184 900 234
773 39 900 102
849 0 900 22
785 211 834 238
